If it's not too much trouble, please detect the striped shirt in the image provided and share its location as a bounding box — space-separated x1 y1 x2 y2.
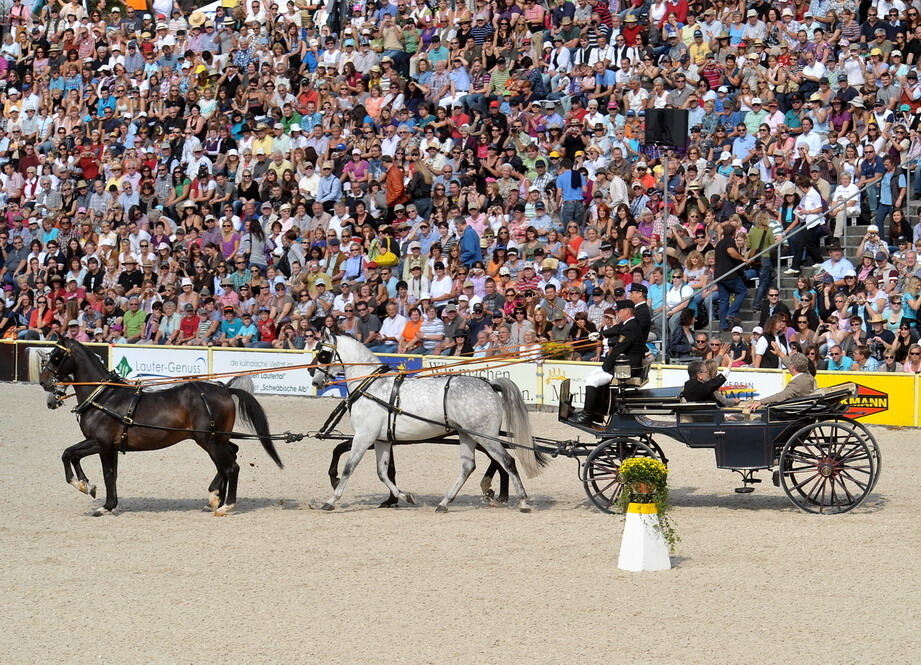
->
470 24 494 45
420 317 445 352
490 68 512 96
594 2 612 28
471 70 491 93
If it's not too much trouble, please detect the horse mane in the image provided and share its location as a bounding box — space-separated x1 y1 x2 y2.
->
330 333 381 366
65 338 124 383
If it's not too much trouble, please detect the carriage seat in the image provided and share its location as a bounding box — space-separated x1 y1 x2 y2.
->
619 386 683 402
610 354 654 389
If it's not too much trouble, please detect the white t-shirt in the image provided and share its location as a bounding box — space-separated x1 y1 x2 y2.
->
797 187 825 228
429 274 454 302
666 284 693 309
379 314 408 341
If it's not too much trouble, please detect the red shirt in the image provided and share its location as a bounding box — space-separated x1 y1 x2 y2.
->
78 155 100 181
179 314 199 338
257 316 277 342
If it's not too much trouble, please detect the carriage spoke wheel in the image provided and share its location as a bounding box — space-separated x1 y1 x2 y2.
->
779 421 878 514
820 416 882 491
582 438 659 514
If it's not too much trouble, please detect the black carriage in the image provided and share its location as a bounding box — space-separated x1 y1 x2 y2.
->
555 366 881 515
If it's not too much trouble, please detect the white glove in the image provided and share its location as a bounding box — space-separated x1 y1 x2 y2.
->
588 332 601 342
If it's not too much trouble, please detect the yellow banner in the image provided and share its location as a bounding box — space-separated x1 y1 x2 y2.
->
814 372 918 427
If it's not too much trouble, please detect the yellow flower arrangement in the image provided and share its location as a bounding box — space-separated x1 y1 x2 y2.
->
617 456 678 550
619 457 668 489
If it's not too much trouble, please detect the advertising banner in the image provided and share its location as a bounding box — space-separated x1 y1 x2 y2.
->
109 345 208 381
423 356 541 404
211 348 315 397
378 354 425 372
542 360 595 408
815 372 912 426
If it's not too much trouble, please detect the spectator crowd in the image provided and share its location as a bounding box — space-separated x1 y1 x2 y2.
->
1 0 921 373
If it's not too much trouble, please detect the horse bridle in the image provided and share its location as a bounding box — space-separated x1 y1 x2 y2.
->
309 339 342 384
41 343 72 403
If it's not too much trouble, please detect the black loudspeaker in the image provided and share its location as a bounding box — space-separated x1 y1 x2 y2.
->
643 109 690 148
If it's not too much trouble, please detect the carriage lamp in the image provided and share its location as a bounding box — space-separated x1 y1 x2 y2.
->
614 361 632 381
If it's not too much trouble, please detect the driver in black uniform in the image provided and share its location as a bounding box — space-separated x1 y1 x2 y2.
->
572 299 647 424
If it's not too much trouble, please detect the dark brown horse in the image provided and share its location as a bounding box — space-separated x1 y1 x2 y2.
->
38 338 282 516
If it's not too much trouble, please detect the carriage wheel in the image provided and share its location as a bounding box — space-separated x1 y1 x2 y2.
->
582 438 660 514
821 416 882 491
778 421 878 515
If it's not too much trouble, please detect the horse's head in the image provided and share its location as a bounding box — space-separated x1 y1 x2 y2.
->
309 332 340 389
38 340 76 400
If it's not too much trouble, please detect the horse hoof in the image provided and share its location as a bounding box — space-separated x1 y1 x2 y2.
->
519 503 532 514
207 491 221 509
482 487 495 500
378 497 398 508
495 495 509 505
435 504 448 513
93 507 114 517
400 492 416 506
87 484 97 499
320 502 335 511
213 503 235 517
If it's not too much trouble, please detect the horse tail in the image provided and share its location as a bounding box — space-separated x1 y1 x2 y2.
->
226 375 255 395
491 378 544 479
229 388 284 469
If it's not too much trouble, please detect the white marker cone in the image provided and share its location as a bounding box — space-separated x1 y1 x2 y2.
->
617 502 671 572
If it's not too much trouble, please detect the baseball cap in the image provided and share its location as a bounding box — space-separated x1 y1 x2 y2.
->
731 326 743 334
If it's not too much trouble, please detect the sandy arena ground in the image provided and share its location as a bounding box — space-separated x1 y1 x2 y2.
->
0 383 918 665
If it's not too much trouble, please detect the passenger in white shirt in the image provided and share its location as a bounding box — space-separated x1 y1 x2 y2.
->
829 172 860 241
369 301 407 353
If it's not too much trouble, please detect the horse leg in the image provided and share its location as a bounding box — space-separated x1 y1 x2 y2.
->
207 441 240 510
379 448 398 508
477 443 497 500
214 439 240 516
207 472 222 510
497 458 512 504
316 434 375 510
94 447 118 516
435 434 477 513
328 439 352 489
62 439 101 498
481 442 531 513
374 441 410 508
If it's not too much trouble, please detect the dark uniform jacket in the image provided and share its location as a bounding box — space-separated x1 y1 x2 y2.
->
679 373 727 403
600 316 647 376
634 301 652 340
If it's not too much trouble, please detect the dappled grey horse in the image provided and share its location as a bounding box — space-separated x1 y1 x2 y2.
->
310 334 542 512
